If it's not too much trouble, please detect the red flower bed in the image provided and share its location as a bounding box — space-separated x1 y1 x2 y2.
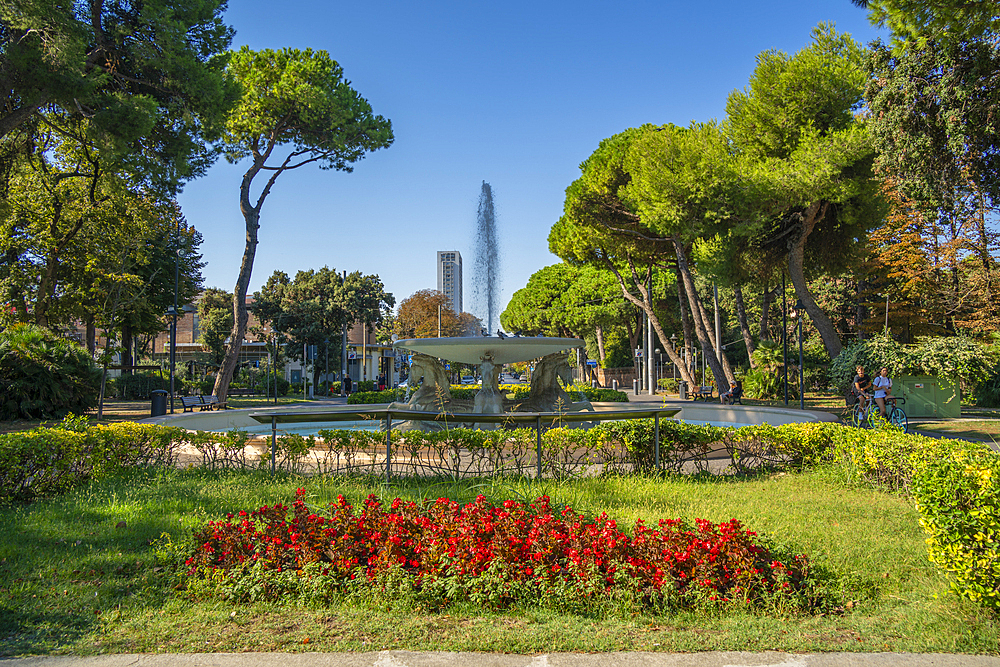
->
184 489 811 607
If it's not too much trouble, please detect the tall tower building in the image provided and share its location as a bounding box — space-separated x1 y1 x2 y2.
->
436 251 463 315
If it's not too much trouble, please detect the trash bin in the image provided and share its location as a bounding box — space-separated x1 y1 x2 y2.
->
678 381 688 401
150 389 167 417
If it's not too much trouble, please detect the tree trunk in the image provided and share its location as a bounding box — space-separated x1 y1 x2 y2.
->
86 318 97 356
606 260 695 386
733 285 756 368
213 163 266 403
787 201 842 359
759 284 779 342
121 322 133 375
675 266 694 364
595 324 607 365
672 238 727 389
692 293 736 384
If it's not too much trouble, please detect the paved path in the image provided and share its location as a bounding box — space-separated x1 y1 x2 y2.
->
4 652 999 667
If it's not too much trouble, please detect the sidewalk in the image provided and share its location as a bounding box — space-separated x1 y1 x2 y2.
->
4 651 999 667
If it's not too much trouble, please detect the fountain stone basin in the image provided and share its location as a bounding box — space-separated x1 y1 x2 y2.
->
392 336 583 366
391 336 584 428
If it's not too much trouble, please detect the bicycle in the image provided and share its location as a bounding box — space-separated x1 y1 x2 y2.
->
850 394 907 432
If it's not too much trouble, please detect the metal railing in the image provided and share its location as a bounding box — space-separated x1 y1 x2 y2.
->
249 406 680 478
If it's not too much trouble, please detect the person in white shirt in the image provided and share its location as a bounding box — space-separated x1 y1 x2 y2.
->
872 366 893 418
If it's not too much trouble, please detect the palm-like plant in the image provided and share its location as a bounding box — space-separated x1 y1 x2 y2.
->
0 324 102 420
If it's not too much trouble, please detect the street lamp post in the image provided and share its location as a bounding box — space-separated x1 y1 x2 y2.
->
794 299 805 410
167 306 178 414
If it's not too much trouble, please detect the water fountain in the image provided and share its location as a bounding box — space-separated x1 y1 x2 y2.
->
473 181 500 333
387 335 592 430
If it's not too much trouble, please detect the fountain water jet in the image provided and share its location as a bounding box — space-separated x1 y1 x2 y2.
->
474 181 500 333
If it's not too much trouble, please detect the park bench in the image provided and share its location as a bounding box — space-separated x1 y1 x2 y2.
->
692 385 715 401
180 395 227 412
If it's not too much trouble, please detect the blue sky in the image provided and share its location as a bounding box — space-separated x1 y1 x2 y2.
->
177 0 886 323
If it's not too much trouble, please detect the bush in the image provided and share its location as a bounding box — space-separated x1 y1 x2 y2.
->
113 372 180 399
508 385 629 403
830 334 997 395
0 323 102 420
0 418 183 502
972 362 1000 408
742 368 797 400
913 448 1000 610
347 389 406 405
657 377 679 392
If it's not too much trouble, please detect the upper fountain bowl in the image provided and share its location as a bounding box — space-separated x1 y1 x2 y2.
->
393 336 582 365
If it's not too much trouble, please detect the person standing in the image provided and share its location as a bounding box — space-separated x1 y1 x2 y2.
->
344 374 352 395
872 366 893 417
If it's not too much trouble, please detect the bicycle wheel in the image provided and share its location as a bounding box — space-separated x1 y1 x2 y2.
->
889 407 908 432
848 404 861 427
851 404 868 428
867 408 887 429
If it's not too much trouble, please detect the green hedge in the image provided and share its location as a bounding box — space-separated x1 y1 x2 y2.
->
112 372 182 400
913 448 1000 609
0 419 184 502
347 389 406 404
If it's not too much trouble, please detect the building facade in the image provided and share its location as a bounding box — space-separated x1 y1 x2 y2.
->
436 250 462 315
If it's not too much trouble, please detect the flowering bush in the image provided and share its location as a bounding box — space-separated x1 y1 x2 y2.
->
179 490 816 612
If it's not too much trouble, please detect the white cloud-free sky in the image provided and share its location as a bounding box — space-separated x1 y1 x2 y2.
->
177 0 886 323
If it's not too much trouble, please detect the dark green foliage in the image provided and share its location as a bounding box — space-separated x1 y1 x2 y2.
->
973 363 1000 407
866 37 1000 215
742 368 798 401
829 334 996 394
0 323 101 420
112 373 181 400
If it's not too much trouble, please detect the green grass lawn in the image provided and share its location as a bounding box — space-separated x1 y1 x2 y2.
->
2 467 997 656
910 420 1000 442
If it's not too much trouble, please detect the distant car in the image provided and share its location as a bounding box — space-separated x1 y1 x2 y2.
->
398 379 408 388
461 376 476 384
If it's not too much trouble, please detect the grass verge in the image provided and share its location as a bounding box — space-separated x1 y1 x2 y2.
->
911 420 1000 442
1 466 997 656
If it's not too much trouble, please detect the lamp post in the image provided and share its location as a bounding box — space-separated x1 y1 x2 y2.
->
782 273 788 406
793 299 805 410
166 306 179 413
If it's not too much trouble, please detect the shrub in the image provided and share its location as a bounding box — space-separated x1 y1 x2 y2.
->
508 385 629 403
830 334 996 395
178 489 816 611
0 323 102 420
972 362 1000 408
913 448 1000 611
114 372 180 399
742 368 797 400
657 378 679 392
347 389 406 405
0 418 183 501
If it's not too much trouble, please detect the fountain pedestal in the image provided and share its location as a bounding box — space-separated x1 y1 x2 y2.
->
390 336 586 431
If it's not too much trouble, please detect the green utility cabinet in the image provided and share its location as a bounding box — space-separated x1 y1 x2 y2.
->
896 375 961 418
